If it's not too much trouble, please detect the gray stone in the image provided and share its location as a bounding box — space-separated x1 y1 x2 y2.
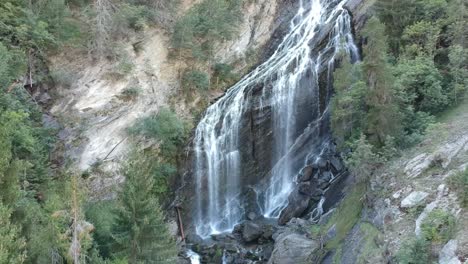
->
400 191 429 208
247 211 258 221
439 240 461 264
242 221 263 242
325 224 337 242
268 233 318 264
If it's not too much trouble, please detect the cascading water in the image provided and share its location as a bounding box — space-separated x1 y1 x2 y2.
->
193 0 359 237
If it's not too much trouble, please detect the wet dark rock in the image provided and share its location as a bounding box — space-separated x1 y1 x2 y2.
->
278 189 310 225
186 233 203 244
242 221 264 242
319 179 331 189
330 156 343 172
261 225 274 241
298 165 314 182
247 211 258 221
298 182 312 195
321 170 333 182
316 157 328 168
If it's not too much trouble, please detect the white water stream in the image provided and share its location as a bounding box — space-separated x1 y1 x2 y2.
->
193 0 359 237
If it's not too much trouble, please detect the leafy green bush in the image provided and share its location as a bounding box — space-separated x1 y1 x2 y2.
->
420 209 456 243
181 70 210 92
129 108 189 158
395 238 430 264
447 169 468 208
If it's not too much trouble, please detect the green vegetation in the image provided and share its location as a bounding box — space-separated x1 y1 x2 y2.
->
212 63 238 88
182 69 211 92
129 108 190 158
312 184 365 250
356 223 385 264
447 169 468 208
420 209 456 243
120 85 142 101
0 202 26 263
172 0 243 60
332 0 468 183
395 238 430 264
111 154 177 263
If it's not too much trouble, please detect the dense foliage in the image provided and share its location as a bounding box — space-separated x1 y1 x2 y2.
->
111 154 177 263
332 0 467 174
172 0 243 60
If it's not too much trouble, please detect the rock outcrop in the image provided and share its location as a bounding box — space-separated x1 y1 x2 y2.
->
268 233 318 264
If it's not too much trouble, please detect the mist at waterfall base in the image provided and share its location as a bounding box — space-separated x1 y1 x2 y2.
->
192 0 359 238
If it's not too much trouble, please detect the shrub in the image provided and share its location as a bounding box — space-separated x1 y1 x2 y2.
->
395 238 430 264
50 68 77 89
172 0 243 60
109 54 134 78
447 169 468 208
181 70 210 92
128 108 189 158
119 85 142 101
420 209 456 243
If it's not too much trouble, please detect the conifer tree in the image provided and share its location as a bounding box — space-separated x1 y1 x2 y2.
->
361 17 402 146
0 202 26 264
331 57 367 147
111 154 177 264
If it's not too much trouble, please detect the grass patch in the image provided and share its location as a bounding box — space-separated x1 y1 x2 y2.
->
356 223 384 264
395 237 430 264
332 245 343 264
315 184 365 250
447 168 468 208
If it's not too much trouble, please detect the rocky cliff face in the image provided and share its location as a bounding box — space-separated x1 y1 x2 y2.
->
176 1 376 262
178 0 370 231
48 0 281 198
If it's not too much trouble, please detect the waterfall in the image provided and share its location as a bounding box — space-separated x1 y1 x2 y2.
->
193 0 359 237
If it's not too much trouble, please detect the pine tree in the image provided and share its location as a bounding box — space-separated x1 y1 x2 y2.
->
0 202 26 263
331 57 367 147
111 154 177 264
361 17 402 146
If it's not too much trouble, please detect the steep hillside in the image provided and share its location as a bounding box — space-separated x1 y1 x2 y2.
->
49 0 281 197
314 101 468 263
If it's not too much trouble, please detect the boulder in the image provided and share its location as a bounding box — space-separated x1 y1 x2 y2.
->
330 156 343 172
439 240 461 264
278 189 310 225
242 221 263 242
298 166 314 182
247 211 258 221
320 170 333 182
316 157 328 168
400 191 429 208
268 233 318 264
